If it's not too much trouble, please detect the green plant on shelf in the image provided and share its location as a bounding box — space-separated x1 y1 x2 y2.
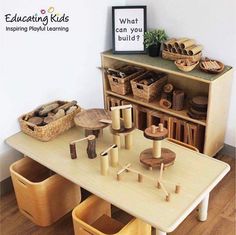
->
144 29 168 48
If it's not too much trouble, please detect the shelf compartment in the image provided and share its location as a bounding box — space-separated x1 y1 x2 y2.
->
106 90 206 126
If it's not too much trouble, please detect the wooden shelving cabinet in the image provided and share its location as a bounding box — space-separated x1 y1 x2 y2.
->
101 50 233 156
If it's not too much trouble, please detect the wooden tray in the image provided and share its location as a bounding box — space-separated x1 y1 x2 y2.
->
199 59 224 74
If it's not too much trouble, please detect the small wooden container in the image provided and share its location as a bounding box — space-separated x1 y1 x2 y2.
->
72 195 151 235
131 71 168 102
10 157 81 227
107 66 144 95
175 60 199 72
19 100 81 141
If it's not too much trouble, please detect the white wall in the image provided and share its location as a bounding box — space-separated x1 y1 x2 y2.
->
126 0 236 147
0 0 125 181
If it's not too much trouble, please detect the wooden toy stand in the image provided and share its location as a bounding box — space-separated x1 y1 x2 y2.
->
110 105 135 149
70 135 97 159
140 124 176 169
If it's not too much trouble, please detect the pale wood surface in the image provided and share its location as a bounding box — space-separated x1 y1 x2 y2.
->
0 155 235 235
6 127 230 232
204 69 234 156
74 109 111 130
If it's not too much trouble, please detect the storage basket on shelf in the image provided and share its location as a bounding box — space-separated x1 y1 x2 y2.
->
162 50 202 62
10 157 81 227
107 66 145 95
19 100 81 141
131 71 168 102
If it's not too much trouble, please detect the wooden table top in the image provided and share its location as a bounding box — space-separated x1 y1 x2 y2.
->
74 109 111 130
6 127 230 232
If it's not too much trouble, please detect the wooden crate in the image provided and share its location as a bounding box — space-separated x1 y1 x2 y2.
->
130 72 168 102
107 66 144 95
72 195 151 235
10 157 81 227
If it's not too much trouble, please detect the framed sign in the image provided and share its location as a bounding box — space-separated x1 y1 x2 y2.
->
112 6 147 54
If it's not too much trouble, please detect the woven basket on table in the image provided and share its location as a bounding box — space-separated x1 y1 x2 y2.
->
162 50 202 62
19 101 81 141
131 72 168 102
108 66 145 95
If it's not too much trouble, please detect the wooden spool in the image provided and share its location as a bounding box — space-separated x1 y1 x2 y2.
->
140 124 176 168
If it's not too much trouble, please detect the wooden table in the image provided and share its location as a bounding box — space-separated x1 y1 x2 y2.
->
6 127 230 235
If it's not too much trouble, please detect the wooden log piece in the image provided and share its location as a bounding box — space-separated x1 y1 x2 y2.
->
70 143 77 159
87 135 97 159
28 117 43 126
53 109 65 120
53 100 77 113
66 105 77 115
38 102 59 116
163 83 174 94
44 116 54 124
159 98 172 109
172 90 185 111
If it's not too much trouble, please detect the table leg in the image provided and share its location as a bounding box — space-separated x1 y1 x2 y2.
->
153 228 167 235
198 193 209 221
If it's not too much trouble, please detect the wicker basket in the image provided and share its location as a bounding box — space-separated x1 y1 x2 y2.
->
108 66 145 95
19 100 81 141
162 50 202 62
175 60 199 72
131 71 168 102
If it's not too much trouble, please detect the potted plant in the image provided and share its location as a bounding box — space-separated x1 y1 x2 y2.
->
144 29 168 57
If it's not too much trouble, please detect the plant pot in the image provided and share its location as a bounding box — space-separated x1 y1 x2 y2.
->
148 43 161 57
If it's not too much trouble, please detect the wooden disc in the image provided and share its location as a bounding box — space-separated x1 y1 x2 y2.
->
74 109 111 130
140 148 176 168
110 121 135 135
192 96 208 108
144 126 168 141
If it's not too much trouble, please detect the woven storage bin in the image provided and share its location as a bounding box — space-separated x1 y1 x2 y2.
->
108 66 145 95
72 195 151 235
19 100 81 141
162 50 202 62
10 157 81 227
131 71 168 102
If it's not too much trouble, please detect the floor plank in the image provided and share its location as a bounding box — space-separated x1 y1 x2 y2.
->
0 155 235 235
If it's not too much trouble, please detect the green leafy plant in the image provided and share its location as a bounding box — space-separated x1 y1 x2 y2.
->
144 29 168 48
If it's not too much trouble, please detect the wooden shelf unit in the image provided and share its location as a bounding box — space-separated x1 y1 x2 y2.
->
101 51 233 157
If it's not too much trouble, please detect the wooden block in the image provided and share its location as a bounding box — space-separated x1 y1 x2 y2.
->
175 185 181 194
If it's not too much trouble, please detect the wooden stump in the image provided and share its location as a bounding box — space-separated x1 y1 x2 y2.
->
87 136 97 159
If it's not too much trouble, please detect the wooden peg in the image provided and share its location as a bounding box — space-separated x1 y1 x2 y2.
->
138 174 143 183
159 163 164 181
159 123 164 132
151 125 156 134
100 144 116 156
166 193 171 202
175 185 181 194
69 143 77 159
99 119 112 124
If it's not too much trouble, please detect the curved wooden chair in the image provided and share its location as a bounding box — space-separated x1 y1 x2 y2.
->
166 138 199 152
72 195 151 235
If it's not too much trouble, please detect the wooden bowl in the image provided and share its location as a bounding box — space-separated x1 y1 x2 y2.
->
174 60 199 72
199 59 224 74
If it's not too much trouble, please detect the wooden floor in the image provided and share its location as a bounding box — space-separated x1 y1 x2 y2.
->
0 155 235 235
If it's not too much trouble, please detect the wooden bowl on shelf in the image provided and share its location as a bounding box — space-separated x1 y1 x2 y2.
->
174 59 199 72
199 58 224 74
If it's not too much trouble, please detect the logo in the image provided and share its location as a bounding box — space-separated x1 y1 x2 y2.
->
5 6 70 32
